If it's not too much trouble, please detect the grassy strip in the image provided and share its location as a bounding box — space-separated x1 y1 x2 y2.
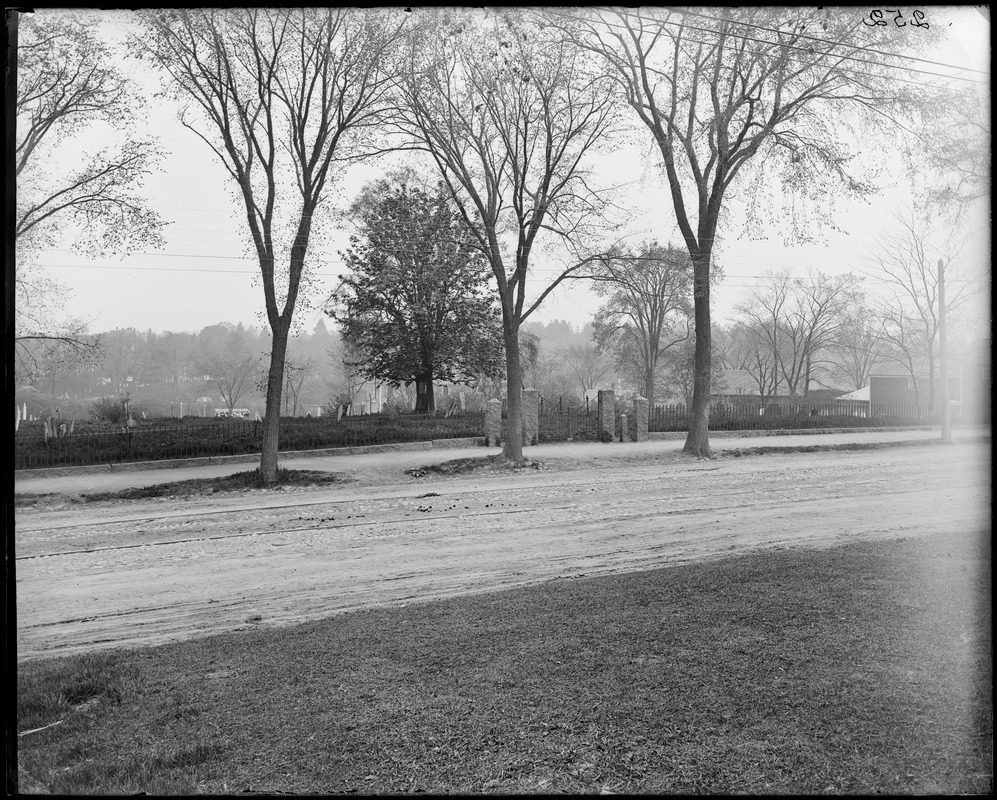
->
17 529 991 795
14 469 346 508
405 453 545 477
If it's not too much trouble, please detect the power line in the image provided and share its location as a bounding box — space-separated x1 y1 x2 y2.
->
560 7 988 90
662 5 989 76
588 5 989 85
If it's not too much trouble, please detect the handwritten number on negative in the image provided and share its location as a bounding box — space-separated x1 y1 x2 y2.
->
864 9 929 28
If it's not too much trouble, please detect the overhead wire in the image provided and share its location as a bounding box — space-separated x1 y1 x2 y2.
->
579 5 988 86
545 6 987 97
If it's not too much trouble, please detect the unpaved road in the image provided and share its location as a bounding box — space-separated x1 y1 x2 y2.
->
15 441 990 661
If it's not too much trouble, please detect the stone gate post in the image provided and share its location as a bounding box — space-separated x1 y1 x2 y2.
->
522 388 539 446
597 389 615 443
485 397 503 447
633 396 649 442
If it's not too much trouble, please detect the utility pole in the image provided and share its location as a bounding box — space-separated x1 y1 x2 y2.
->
938 258 951 443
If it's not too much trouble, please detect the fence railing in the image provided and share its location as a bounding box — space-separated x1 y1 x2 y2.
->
15 397 988 471
14 412 486 471
648 399 987 432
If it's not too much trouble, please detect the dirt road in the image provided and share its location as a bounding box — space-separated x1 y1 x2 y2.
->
15 441 990 661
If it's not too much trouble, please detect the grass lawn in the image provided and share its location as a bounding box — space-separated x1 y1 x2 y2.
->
16 524 991 795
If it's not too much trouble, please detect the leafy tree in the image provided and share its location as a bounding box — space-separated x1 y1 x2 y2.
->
560 7 921 456
589 242 693 403
137 8 407 483
394 9 619 461
327 175 505 413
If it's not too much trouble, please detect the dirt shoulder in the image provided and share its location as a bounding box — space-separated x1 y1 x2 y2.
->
15 440 991 661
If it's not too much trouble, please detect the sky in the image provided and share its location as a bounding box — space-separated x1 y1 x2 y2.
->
19 7 992 341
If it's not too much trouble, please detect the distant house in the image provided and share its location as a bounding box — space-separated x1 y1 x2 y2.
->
869 355 990 422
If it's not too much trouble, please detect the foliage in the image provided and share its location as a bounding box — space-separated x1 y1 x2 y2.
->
328 175 505 412
15 13 166 256
89 397 130 425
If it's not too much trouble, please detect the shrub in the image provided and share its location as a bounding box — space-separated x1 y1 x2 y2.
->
90 397 129 425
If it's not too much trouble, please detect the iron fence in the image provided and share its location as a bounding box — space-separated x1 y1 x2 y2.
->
15 412 486 471
649 399 986 432
15 396 987 471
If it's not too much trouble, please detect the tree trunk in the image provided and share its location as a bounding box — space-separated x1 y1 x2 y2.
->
259 322 289 485
644 365 655 404
502 325 524 464
414 369 435 414
683 252 712 457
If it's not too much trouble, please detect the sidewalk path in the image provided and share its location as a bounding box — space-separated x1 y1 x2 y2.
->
14 426 988 497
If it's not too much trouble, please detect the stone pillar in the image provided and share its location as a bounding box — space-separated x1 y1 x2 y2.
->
522 388 539 446
597 389 615 443
633 396 649 442
619 413 628 443
485 397 503 446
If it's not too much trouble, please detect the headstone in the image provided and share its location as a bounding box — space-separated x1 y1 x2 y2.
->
619 413 628 443
485 397 503 446
633 396 649 442
522 388 539 446
597 389 615 443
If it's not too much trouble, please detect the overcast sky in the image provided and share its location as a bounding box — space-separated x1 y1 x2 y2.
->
22 7 991 339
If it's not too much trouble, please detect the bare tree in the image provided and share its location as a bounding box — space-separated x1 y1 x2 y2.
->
559 6 918 456
137 9 406 482
779 270 862 397
393 9 619 463
326 336 367 415
559 343 612 401
14 11 166 370
197 325 260 414
589 242 693 403
723 320 781 403
283 356 316 417
860 210 982 413
737 268 859 398
829 305 887 392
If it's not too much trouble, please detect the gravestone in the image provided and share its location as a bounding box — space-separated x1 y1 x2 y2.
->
619 413 628 443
